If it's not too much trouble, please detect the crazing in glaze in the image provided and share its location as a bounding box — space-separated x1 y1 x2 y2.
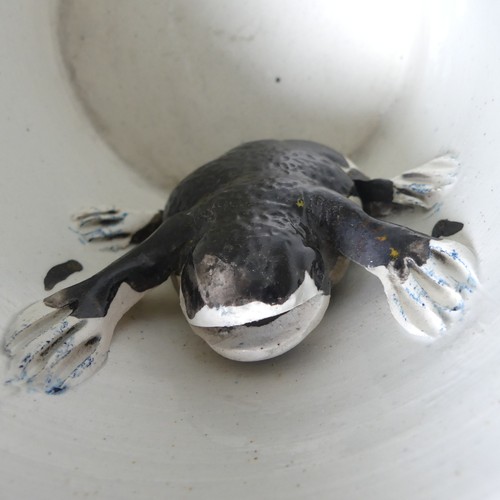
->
4 140 477 393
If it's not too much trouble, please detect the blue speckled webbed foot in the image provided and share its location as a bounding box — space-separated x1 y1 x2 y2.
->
391 155 459 210
367 239 478 339
72 206 163 251
352 155 460 216
5 301 114 393
4 283 144 394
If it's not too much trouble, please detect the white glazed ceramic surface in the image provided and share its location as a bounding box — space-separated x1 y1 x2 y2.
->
0 1 498 499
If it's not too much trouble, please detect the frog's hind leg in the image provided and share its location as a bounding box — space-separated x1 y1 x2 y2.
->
306 189 477 339
4 213 197 393
349 155 459 216
72 206 164 250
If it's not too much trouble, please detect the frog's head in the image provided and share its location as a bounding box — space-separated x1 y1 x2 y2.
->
179 227 331 360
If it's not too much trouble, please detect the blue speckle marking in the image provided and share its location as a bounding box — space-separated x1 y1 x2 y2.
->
409 183 432 194
45 384 67 395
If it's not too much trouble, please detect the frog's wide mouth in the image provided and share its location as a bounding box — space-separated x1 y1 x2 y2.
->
187 293 330 362
180 271 322 328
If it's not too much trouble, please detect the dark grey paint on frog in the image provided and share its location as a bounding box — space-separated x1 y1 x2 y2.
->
44 259 83 291
44 140 432 320
432 219 464 238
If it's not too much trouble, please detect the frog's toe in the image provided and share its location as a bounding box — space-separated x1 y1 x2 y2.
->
368 239 478 339
29 319 113 394
4 300 71 356
8 313 81 384
392 155 459 209
71 206 163 250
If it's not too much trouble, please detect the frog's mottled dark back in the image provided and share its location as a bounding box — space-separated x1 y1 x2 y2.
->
165 140 355 218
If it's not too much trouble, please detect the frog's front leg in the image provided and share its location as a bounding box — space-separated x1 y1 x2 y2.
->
305 189 478 339
5 213 197 393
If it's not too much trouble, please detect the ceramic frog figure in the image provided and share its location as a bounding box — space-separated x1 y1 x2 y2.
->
5 140 477 393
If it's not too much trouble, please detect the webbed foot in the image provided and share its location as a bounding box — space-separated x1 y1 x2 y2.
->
368 239 478 339
72 206 163 250
5 283 144 394
352 155 460 216
5 301 115 393
391 155 459 209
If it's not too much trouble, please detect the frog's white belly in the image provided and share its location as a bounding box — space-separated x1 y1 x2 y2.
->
183 292 330 362
171 269 329 361
183 272 321 328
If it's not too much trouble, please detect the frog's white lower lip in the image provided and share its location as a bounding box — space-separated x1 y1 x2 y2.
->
180 272 321 328
189 293 330 362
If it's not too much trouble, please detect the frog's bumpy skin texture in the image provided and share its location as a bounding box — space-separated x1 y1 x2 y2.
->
3 140 478 393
